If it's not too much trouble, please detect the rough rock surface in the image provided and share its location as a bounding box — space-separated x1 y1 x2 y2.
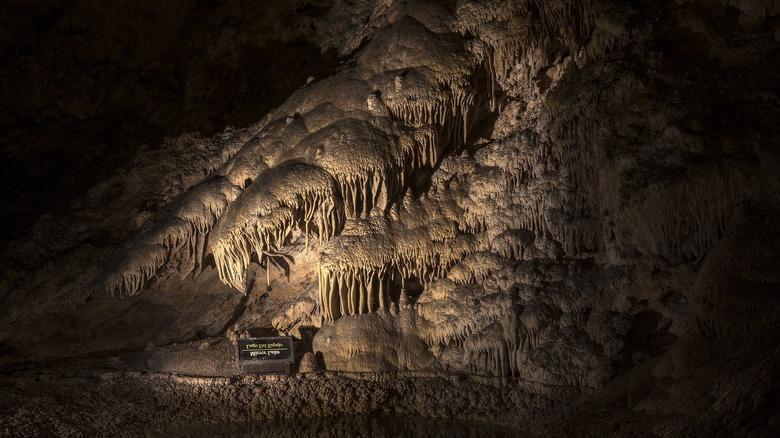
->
1 0 779 436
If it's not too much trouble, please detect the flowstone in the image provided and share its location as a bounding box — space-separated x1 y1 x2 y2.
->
90 0 780 385
2 4 777 435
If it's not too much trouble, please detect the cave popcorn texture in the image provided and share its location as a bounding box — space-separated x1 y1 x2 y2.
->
99 0 780 383
103 5 481 310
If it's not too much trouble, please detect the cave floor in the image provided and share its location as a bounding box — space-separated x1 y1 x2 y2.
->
2 329 777 437
0 355 558 437
0 358 694 437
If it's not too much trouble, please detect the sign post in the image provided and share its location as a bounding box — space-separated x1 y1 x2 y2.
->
236 337 295 373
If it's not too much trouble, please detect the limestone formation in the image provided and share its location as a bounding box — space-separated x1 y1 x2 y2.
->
1 0 779 436
36 0 780 381
297 352 320 373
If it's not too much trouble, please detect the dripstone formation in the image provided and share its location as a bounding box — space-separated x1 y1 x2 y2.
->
2 0 779 436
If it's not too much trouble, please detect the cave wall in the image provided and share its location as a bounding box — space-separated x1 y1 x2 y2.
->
1 0 779 434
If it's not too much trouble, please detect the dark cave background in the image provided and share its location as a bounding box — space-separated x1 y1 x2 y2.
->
0 0 339 247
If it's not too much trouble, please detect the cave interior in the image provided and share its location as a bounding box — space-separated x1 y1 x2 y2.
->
1 0 779 436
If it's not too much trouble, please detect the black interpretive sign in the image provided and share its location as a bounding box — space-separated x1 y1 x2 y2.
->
236 337 294 373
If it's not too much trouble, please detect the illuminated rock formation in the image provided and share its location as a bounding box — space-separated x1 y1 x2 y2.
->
1 0 779 435
87 0 780 382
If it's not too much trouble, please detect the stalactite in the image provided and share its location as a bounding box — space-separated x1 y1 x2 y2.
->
318 263 394 322
315 190 487 321
464 322 515 377
630 165 750 262
102 177 241 296
302 119 407 219
210 161 344 292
